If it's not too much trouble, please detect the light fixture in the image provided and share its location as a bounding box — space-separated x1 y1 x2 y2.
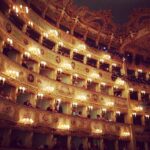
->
106 101 114 107
90 72 99 79
101 82 106 86
44 86 55 93
73 74 78 78
76 44 86 51
112 63 117 67
129 88 134 91
104 54 111 60
93 129 103 134
28 47 41 55
19 117 34 125
88 106 93 110
132 112 136 116
72 102 77 107
25 6 29 14
137 69 142 73
102 108 107 112
116 111 121 115
135 106 143 111
37 93 44 99
28 21 33 27
145 115 150 118
5 70 19 78
57 123 70 130
0 76 6 84
76 94 87 101
99 59 104 63
24 52 30 58
87 54 91 58
49 29 59 37
7 38 13 45
40 61 47 67
18 86 26 93
121 131 130 137
141 90 146 94
61 62 72 70
57 68 63 73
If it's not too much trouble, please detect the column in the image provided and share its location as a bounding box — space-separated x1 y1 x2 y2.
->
39 35 43 44
24 132 33 148
1 129 12 147
22 24 27 33
115 140 119 150
46 134 54 149
100 139 104 150
145 142 149 150
83 137 88 150
67 136 71 150
83 56 87 65
129 125 136 150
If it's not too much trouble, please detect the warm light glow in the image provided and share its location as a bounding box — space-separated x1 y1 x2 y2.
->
135 106 143 111
18 86 26 93
129 88 134 91
141 90 146 94
76 44 86 50
76 94 87 101
5 70 19 78
44 86 55 93
101 82 106 86
87 78 92 82
145 115 150 118
87 54 91 58
73 74 78 78
43 32 49 38
61 62 72 70
90 72 100 79
37 93 44 99
116 111 121 115
73 48 78 52
112 63 117 67
99 59 104 63
28 21 33 27
13 5 19 13
28 47 41 55
57 68 63 73
72 102 78 107
57 123 70 130
88 106 93 110
40 61 47 67
106 101 114 107
102 108 107 112
57 98 61 102
121 131 130 137
137 69 142 72
103 54 111 60
49 29 59 37
24 52 30 58
19 117 34 125
58 41 64 46
7 38 13 45
132 112 136 116
0 76 6 84
93 129 103 134
25 6 29 14
115 78 125 85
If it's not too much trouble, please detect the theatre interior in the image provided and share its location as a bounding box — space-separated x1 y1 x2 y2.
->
0 0 150 150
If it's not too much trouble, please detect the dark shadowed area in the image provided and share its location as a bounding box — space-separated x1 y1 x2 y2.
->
74 0 150 23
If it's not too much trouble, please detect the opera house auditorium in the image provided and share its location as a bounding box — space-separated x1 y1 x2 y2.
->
0 0 150 150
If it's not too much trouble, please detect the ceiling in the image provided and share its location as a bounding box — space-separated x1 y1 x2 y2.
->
74 0 150 24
